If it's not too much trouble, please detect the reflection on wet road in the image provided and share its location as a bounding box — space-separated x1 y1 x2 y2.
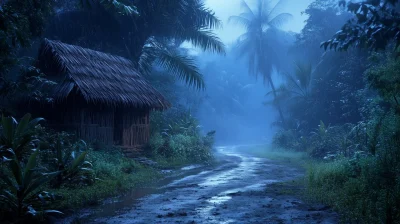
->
74 146 338 224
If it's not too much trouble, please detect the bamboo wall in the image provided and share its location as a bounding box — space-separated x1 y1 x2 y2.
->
32 100 151 148
79 108 115 145
120 111 150 147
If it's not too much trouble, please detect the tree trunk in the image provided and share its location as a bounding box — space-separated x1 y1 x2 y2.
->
267 75 286 127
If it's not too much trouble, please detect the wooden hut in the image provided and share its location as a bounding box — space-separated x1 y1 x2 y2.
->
31 39 170 148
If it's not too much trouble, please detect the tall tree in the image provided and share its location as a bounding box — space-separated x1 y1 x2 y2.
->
50 0 225 89
228 0 292 126
292 0 351 64
0 0 55 99
282 0 367 132
322 0 400 51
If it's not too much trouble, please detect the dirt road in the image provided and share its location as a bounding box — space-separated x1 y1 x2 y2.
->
64 146 339 224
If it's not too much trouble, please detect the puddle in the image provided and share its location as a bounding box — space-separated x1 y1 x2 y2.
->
208 195 232 204
56 145 338 224
198 151 261 187
160 169 173 174
181 164 203 170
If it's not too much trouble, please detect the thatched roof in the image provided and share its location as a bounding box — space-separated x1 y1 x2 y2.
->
37 38 170 109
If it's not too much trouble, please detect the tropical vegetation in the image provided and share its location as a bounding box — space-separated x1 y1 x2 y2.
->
264 0 400 222
0 0 218 222
229 0 293 126
3 0 400 223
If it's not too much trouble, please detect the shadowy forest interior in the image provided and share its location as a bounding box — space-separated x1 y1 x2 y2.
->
1 0 400 223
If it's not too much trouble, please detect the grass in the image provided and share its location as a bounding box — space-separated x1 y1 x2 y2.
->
304 159 350 204
52 149 162 211
240 145 397 222
51 146 215 211
304 157 400 223
234 144 308 166
244 144 400 223
304 159 367 222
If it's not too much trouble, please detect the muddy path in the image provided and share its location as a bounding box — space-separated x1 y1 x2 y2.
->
60 146 339 224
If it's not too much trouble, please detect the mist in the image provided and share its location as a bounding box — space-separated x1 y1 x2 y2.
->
205 0 313 44
2 0 400 223
184 0 312 145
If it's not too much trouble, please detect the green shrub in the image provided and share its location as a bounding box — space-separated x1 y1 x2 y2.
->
303 112 400 223
147 108 215 166
53 150 160 210
0 151 62 222
0 114 63 223
168 134 192 157
0 113 44 161
0 114 163 222
271 130 297 152
275 120 367 159
306 155 400 223
148 132 164 156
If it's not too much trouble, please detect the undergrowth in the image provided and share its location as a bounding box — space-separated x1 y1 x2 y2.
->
305 157 400 224
0 111 215 223
147 108 216 168
52 149 160 210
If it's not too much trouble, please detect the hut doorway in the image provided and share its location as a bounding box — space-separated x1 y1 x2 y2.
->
114 108 150 148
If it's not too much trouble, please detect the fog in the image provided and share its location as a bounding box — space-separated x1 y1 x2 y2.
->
205 0 313 44
187 0 313 145
3 1 399 223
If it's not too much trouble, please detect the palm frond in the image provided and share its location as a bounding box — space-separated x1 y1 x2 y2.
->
192 2 222 29
138 44 159 75
264 84 292 106
177 29 225 54
266 84 288 96
286 72 306 96
228 15 251 29
266 0 290 20
235 32 252 43
294 62 312 91
239 0 255 16
268 13 293 29
138 37 204 89
235 32 258 57
100 0 138 15
282 61 313 98
80 0 138 16
156 48 205 90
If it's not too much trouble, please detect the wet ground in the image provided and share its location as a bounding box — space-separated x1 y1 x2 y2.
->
59 146 339 224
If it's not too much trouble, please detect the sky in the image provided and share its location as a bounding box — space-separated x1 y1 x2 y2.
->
205 0 313 44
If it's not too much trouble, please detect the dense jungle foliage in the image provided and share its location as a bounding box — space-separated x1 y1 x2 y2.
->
263 0 400 223
0 0 218 223
2 0 400 223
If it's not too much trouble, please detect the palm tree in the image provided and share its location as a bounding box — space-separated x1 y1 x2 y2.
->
80 0 139 15
265 61 314 130
286 62 313 98
229 0 292 125
77 0 226 89
267 61 313 101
